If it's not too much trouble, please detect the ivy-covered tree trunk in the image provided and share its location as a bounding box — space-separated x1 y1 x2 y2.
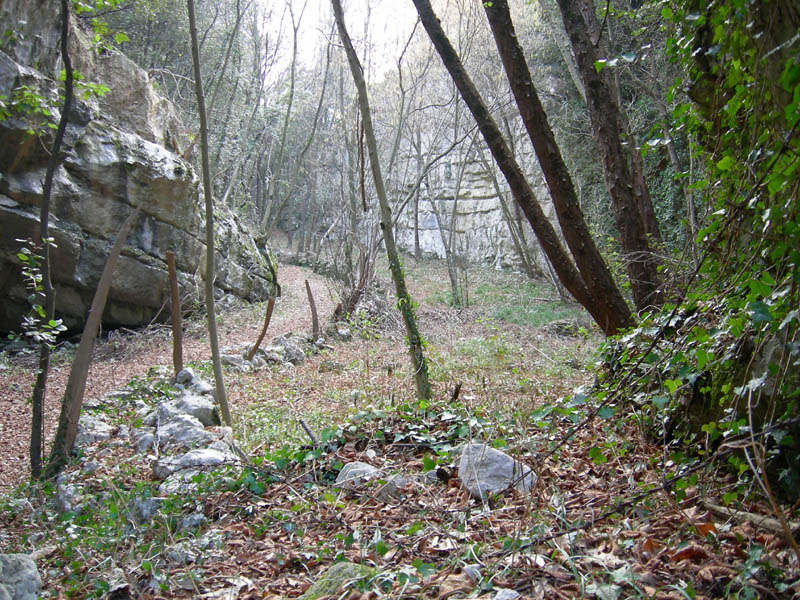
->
555 0 663 312
332 0 431 400
31 0 73 479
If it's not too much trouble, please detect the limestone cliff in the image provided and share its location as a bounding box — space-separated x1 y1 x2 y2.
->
0 0 274 332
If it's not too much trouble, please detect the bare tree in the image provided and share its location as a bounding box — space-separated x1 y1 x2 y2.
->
187 0 233 425
332 0 431 400
30 0 73 479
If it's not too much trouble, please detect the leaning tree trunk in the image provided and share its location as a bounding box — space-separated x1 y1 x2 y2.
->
45 210 140 479
482 0 631 323
555 0 663 312
30 0 73 480
187 0 233 426
412 0 632 335
332 0 431 400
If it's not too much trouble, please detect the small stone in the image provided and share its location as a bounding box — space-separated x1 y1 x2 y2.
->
336 461 380 488
130 496 164 523
179 512 207 532
493 589 521 600
176 368 195 385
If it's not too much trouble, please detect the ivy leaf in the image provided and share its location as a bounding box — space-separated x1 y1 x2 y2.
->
588 446 608 464
621 51 636 63
748 301 773 324
652 396 669 409
597 405 616 419
716 155 735 171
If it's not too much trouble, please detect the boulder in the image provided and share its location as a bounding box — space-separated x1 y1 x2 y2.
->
0 0 277 333
156 413 214 449
0 554 41 600
457 443 535 500
74 414 114 447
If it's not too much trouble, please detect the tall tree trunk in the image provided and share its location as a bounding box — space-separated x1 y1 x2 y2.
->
187 0 233 426
31 0 73 480
482 0 632 324
412 0 632 335
332 0 431 400
555 0 663 311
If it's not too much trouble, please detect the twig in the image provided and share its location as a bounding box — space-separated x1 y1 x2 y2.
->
299 419 318 446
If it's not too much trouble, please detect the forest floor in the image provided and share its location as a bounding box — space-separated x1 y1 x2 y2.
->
0 257 798 599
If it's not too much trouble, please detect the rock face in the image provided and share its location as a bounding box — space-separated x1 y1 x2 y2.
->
0 0 275 333
0 553 42 600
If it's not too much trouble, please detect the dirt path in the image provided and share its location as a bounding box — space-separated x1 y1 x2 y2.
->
0 263 333 492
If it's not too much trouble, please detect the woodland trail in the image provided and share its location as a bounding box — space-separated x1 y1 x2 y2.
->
0 263 334 492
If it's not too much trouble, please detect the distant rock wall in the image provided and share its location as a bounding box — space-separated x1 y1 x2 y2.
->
0 0 275 332
395 150 554 269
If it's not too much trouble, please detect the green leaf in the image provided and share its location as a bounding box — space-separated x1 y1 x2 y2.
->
588 446 608 464
716 155 735 171
597 405 616 419
652 396 669 409
621 51 636 63
114 32 129 44
748 301 773 324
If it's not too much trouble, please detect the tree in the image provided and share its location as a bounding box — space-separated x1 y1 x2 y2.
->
331 0 431 400
30 0 73 479
554 0 663 311
411 0 633 335
187 0 233 425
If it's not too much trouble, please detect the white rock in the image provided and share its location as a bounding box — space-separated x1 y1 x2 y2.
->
458 443 535 500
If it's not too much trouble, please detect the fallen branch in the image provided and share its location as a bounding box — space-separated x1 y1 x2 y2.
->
305 279 320 339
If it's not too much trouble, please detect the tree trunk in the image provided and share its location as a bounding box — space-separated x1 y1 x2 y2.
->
412 0 632 335
45 209 140 479
31 0 74 480
187 0 232 426
332 0 431 400
555 0 663 311
482 0 632 324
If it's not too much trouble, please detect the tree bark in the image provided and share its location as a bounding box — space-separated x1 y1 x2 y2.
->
332 0 431 400
45 209 140 479
555 0 663 311
31 0 74 480
187 0 232 426
482 0 632 326
166 251 184 377
412 0 632 335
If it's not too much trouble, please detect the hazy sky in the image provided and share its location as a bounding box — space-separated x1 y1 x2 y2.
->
294 0 420 72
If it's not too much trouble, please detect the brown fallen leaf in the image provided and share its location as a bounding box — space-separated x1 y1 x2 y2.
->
670 544 709 563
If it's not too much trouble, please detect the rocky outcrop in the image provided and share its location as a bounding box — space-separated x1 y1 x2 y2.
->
0 553 41 600
0 0 275 333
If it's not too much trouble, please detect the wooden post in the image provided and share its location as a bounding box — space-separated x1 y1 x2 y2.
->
166 251 184 377
305 279 319 339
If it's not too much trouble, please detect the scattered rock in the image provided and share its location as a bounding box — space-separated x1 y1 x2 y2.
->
189 379 215 396
271 334 307 365
55 481 84 514
493 589 521 600
319 360 344 374
179 512 207 532
457 443 535 500
130 496 164 524
376 474 411 503
132 429 155 454
153 447 240 480
156 412 214 449
173 394 221 427
335 461 380 488
176 368 195 385
74 414 115 447
298 562 376 600
0 553 41 600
